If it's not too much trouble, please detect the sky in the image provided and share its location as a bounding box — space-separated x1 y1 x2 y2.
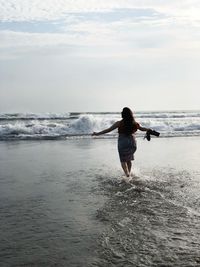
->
0 0 200 112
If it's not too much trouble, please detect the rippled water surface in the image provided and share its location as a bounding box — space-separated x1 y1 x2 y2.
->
0 140 107 267
95 171 200 266
0 137 200 266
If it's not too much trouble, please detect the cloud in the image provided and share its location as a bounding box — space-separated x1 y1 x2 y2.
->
0 6 169 51
0 0 200 25
0 1 200 61
0 0 131 22
0 30 81 48
0 8 167 36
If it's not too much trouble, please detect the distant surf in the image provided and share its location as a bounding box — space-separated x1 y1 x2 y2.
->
0 110 200 140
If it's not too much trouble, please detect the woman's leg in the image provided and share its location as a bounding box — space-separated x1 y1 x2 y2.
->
121 162 130 177
127 161 132 174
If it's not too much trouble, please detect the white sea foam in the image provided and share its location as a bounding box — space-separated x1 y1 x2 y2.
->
0 112 70 120
0 111 200 140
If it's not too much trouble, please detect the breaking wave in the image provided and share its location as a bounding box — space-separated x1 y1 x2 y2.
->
0 111 200 140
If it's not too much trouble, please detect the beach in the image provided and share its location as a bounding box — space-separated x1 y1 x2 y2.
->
1 0 200 264
1 136 200 266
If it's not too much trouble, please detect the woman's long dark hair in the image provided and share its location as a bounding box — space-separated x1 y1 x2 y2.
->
121 107 136 134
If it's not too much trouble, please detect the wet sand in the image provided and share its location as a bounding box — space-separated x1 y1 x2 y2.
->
0 137 200 266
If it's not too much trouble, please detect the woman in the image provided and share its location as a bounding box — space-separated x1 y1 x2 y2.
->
92 107 151 178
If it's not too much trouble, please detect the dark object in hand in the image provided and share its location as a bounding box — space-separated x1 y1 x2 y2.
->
145 129 160 141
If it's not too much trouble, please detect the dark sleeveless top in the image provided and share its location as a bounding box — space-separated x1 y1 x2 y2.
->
118 120 140 135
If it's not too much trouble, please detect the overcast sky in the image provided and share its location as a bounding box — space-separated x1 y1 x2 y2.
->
0 0 200 112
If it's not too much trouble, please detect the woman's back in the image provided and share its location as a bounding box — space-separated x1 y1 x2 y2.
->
118 119 139 135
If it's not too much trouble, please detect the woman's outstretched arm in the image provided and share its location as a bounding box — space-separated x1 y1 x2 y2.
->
137 124 151 132
92 121 120 136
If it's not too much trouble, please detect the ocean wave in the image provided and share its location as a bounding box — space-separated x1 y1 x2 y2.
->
122 110 200 119
0 112 200 140
0 115 115 140
0 112 70 121
1 111 200 121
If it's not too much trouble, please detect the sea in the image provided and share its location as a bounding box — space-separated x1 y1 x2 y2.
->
0 110 200 140
1 110 200 267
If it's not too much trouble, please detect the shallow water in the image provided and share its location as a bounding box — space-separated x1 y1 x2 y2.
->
93 137 200 267
0 137 200 266
94 170 200 266
0 140 107 267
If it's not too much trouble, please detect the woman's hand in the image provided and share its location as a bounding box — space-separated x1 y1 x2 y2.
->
91 122 119 137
